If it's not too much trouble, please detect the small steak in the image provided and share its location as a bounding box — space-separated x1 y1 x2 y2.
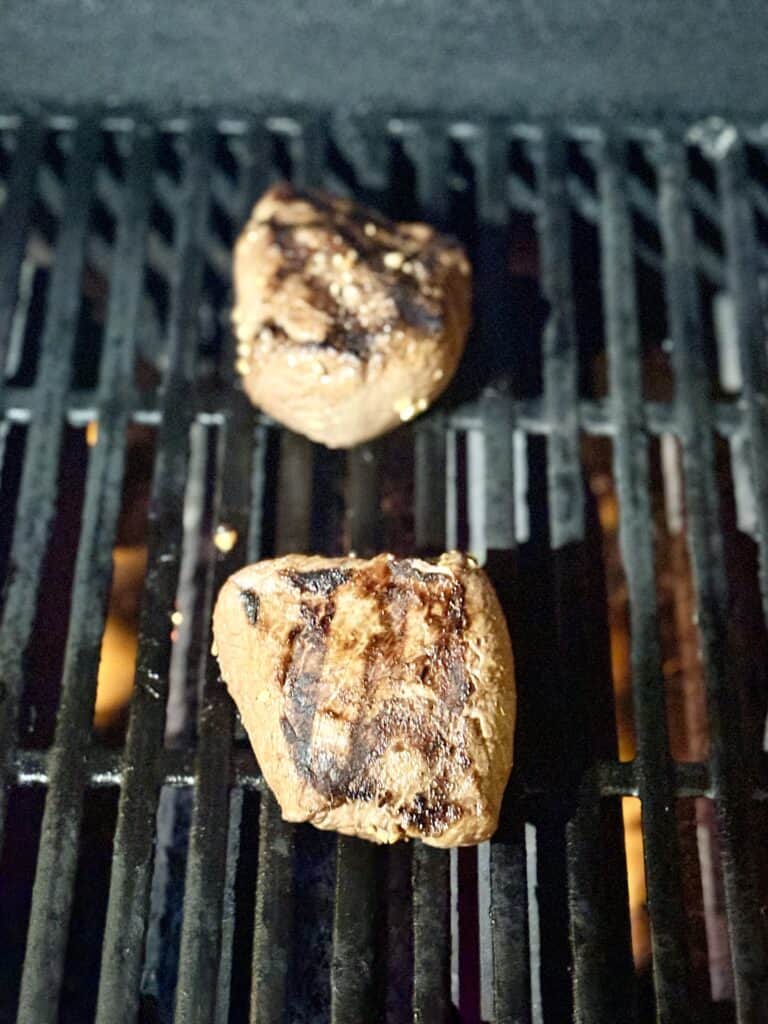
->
231 184 471 449
212 551 515 846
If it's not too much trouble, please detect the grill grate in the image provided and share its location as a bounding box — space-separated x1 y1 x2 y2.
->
0 110 767 1024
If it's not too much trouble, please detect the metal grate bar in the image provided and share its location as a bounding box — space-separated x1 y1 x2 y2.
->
472 128 528 1017
0 121 100 855
566 790 637 1024
290 117 327 191
597 133 692 1021
480 399 517 554
13 746 751 801
331 837 384 1023
412 123 451 227
480 396 533 1024
537 130 635 1024
716 136 768 629
345 443 381 556
535 131 584 550
215 786 244 1024
15 123 155 1024
414 417 448 555
412 841 452 1023
174 404 265 1023
330 446 386 1024
249 430 310 1024
211 440 269 1024
38 741 737 791
473 122 510 228
597 759 713 800
235 124 271 221
0 119 45 366
0 109 760 149
490 819 530 1024
656 135 768 1022
0 386 753 443
94 120 215 1024
250 793 294 1023
409 128 455 1017
412 411 451 1018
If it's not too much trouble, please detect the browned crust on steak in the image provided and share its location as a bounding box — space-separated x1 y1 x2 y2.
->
231 184 472 448
213 552 515 846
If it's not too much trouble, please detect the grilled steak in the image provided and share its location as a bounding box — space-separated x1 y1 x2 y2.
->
212 552 515 846
232 184 471 448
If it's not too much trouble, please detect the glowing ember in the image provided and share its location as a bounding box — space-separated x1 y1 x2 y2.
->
214 524 238 553
93 545 148 731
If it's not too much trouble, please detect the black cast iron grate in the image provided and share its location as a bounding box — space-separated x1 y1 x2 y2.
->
0 110 766 1024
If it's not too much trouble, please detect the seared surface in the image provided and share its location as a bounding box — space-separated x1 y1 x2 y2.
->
232 185 471 448
213 552 515 846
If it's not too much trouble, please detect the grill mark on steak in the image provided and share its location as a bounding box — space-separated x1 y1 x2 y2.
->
256 184 453 360
279 557 475 836
320 326 378 358
239 588 260 626
376 565 472 834
391 283 443 334
267 184 399 255
279 566 353 791
284 568 352 596
280 599 337 786
402 792 461 834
